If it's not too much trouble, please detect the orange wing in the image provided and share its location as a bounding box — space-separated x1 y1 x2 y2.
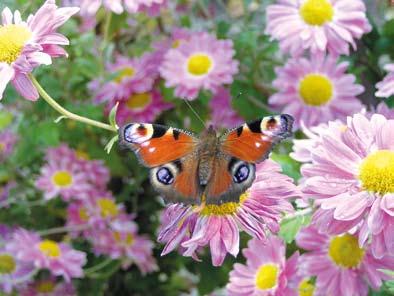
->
221 114 293 163
119 123 198 167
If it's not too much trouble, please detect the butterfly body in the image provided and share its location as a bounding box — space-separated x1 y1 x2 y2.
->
119 114 293 205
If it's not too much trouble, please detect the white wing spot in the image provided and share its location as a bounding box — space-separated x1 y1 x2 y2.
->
255 142 261 148
149 147 156 153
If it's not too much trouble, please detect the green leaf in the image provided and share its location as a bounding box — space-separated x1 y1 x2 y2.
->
279 214 311 243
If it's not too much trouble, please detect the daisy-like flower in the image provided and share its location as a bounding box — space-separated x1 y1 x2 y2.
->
296 225 394 296
376 64 394 98
0 130 17 161
269 53 364 129
0 1 79 100
90 219 158 274
78 0 167 16
0 227 35 294
35 145 93 201
7 229 86 281
90 52 158 105
265 0 371 56
159 32 239 100
114 89 173 126
372 102 394 119
301 113 394 258
158 160 297 266
226 236 299 296
209 87 243 129
19 277 76 296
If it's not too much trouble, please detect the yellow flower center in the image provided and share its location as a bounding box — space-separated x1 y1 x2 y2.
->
35 281 55 293
0 143 5 152
255 263 279 290
114 67 135 83
125 93 152 111
300 0 334 26
52 171 73 187
0 24 32 64
359 150 394 195
38 240 62 258
298 278 315 296
328 234 364 268
200 193 247 216
0 254 16 274
79 207 89 221
187 54 213 76
113 232 134 245
97 198 118 218
299 74 333 106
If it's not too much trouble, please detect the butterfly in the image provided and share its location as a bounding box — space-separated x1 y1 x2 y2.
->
119 114 294 205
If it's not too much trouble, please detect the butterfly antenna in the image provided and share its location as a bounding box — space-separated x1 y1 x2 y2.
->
183 99 207 128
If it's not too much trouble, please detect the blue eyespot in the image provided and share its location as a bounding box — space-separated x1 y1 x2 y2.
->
233 164 249 183
156 167 174 185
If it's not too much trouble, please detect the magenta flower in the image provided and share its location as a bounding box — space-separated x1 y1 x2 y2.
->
19 277 76 296
114 89 173 126
300 113 394 258
0 1 79 100
226 236 299 296
376 64 394 98
159 32 239 100
35 145 94 201
296 225 394 296
209 86 243 129
90 219 158 274
0 130 17 161
266 0 371 56
90 52 159 105
7 229 86 281
269 53 364 129
158 160 297 266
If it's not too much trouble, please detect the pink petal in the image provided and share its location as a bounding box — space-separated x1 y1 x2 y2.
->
0 64 14 99
11 74 39 101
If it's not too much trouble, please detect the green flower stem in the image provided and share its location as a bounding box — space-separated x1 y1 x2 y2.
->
84 258 119 276
29 74 117 133
38 224 92 236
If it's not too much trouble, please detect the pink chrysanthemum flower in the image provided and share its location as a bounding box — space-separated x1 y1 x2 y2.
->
114 89 173 126
0 227 35 294
269 53 364 129
209 87 243 129
266 0 371 56
159 32 239 100
7 229 86 281
19 277 76 296
372 102 394 119
226 236 299 296
35 145 94 201
79 0 167 16
0 130 17 161
376 64 394 98
296 225 394 296
158 160 297 266
301 113 394 258
0 1 78 101
91 219 158 274
90 52 158 105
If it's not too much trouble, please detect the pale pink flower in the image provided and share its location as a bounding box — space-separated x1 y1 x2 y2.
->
269 53 364 129
114 89 173 126
0 1 79 100
158 160 297 266
209 86 243 129
79 0 167 16
301 113 394 258
296 225 394 296
90 52 158 105
35 145 96 201
266 0 371 56
226 236 299 296
90 219 158 274
19 277 76 296
372 102 394 119
159 32 239 100
376 64 394 98
7 229 86 281
0 130 17 160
